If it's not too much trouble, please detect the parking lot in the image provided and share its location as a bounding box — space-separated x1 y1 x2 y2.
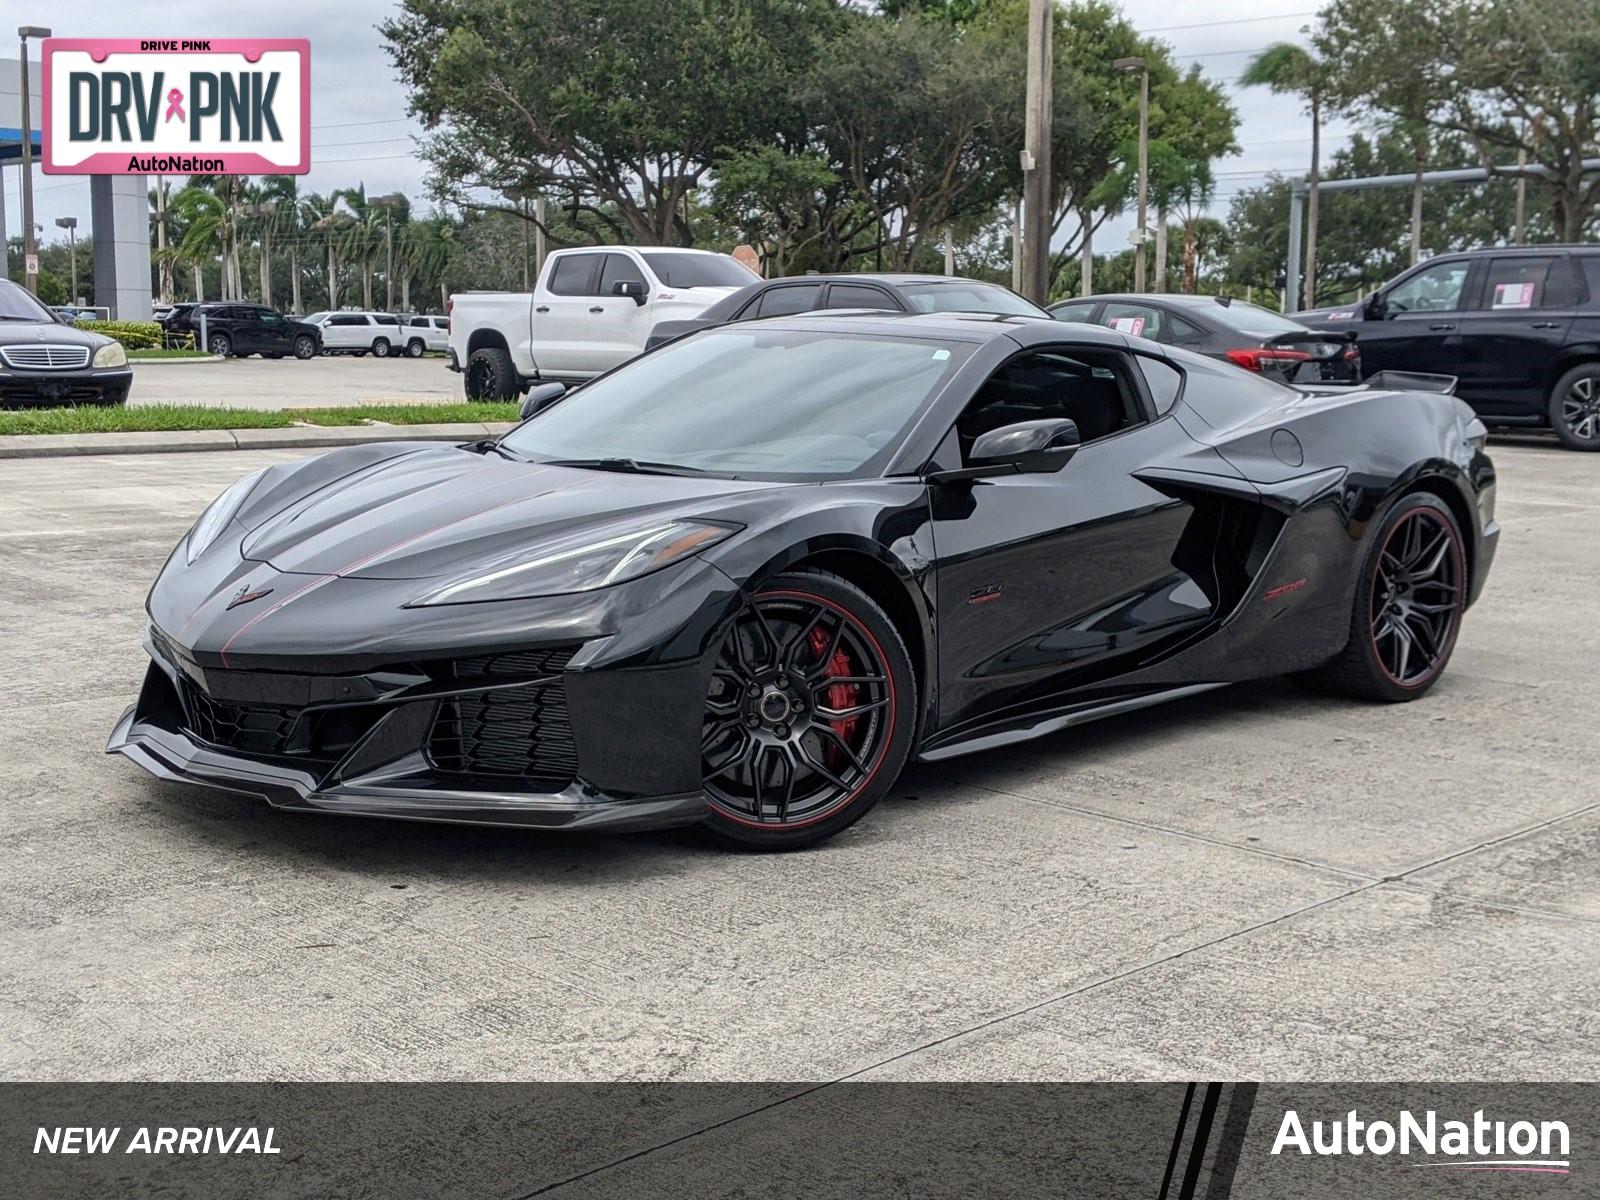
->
130 354 460 410
0 438 1594 1082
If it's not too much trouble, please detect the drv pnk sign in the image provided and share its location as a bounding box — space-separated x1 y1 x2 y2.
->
42 39 309 175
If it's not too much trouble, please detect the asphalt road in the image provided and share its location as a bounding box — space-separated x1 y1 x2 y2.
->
1 439 1595 1081
130 354 461 409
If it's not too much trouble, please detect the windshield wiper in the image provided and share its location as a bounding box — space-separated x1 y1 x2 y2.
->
541 457 707 476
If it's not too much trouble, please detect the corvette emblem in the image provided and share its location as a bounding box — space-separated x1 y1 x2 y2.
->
226 585 274 611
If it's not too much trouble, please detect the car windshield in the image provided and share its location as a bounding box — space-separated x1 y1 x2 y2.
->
640 252 759 289
898 281 1046 317
0 280 56 322
1179 299 1307 337
500 327 972 478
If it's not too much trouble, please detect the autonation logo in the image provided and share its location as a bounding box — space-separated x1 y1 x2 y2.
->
1272 1108 1571 1175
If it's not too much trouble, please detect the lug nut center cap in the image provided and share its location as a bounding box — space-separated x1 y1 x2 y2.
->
759 690 792 724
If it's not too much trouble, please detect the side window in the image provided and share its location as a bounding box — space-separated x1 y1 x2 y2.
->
330 314 366 327
752 285 822 318
955 347 1145 462
1474 256 1574 310
598 253 648 295
408 316 427 327
257 310 284 325
1384 261 1469 313
375 314 400 326
1579 258 1600 308
1136 357 1184 415
825 283 896 310
1052 301 1097 322
1100 302 1170 343
548 254 600 296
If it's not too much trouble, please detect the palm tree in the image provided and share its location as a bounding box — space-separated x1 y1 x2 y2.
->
185 175 250 299
1241 43 1330 309
148 177 178 303
302 191 348 310
172 184 230 302
335 185 384 310
396 214 453 312
259 176 305 313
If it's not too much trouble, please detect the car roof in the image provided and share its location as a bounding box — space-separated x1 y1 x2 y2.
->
762 273 995 286
731 309 1125 347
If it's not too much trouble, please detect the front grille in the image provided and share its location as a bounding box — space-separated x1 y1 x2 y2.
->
427 648 579 788
179 678 303 757
0 344 92 370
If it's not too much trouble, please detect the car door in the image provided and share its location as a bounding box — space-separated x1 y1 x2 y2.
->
253 308 291 355
322 314 366 351
927 343 1217 732
1358 257 1474 379
1448 253 1579 418
588 252 655 371
533 252 605 376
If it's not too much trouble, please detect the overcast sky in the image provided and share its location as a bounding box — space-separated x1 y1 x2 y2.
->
8 0 1355 253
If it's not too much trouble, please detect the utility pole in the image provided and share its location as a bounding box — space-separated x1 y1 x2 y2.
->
18 25 51 295
1513 145 1528 245
943 226 954 276
1114 56 1150 292
534 196 547 277
1020 0 1053 304
54 216 77 302
372 193 405 310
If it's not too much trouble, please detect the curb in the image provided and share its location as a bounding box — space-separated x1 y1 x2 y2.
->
0 422 517 460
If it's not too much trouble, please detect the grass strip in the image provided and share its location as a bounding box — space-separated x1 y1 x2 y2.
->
0 402 521 436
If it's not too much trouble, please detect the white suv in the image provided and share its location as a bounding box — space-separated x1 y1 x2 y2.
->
400 314 448 358
306 311 405 357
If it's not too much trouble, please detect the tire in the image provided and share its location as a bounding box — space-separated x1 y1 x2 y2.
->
371 338 391 358
406 338 426 358
1300 493 1467 702
1548 363 1600 451
464 346 518 400
293 336 317 360
700 569 916 850
208 332 233 357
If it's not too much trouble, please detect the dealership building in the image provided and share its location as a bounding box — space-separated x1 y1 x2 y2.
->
0 53 152 319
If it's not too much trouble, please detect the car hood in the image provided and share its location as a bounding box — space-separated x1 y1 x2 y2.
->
236 442 787 580
0 321 110 349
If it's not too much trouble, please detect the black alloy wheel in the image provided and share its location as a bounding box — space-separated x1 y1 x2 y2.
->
465 346 517 400
293 335 317 360
701 571 914 849
1303 493 1465 701
1551 364 1600 451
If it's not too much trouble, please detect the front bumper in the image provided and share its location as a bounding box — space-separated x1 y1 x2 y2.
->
0 366 132 406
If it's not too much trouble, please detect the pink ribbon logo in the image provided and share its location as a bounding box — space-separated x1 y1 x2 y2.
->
164 88 185 123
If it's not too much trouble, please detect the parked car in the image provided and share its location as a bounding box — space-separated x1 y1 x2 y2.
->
1297 245 1600 450
398 314 448 357
645 273 1049 351
448 246 759 397
1051 293 1361 386
110 313 1497 850
303 311 407 357
51 305 93 325
0 278 133 407
166 303 322 360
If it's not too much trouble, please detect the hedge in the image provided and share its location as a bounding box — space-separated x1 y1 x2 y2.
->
79 320 164 350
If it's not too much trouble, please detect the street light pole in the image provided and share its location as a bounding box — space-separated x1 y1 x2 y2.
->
1114 56 1150 292
55 217 77 303
18 25 52 295
372 193 405 311
1020 0 1053 304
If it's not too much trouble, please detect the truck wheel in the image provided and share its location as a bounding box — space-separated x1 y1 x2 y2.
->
371 338 392 358
465 347 517 400
406 338 426 358
1549 364 1600 451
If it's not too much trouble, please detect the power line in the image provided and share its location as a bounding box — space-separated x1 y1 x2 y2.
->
1140 11 1315 34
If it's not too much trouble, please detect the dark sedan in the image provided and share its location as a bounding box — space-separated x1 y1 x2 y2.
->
1051 293 1361 385
645 273 1047 351
0 279 133 408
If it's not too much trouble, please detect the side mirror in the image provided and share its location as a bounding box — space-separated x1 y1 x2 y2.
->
519 381 567 420
1365 292 1387 320
613 279 648 305
929 418 1081 483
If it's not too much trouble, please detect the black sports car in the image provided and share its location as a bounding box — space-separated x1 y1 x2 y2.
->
645 273 1048 351
109 313 1499 849
1051 293 1361 386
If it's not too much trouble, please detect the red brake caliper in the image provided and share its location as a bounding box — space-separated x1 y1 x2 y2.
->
808 624 859 766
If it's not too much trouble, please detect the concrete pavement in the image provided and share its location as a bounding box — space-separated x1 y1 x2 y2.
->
129 353 460 409
0 441 1594 1081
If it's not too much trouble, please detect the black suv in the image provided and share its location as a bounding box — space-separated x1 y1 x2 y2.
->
167 303 322 360
1299 246 1600 449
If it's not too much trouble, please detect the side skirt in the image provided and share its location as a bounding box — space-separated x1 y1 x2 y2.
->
914 682 1228 764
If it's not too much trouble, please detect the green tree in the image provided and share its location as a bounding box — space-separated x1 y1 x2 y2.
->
1241 41 1332 307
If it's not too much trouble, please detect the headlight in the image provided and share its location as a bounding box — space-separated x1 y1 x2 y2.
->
408 518 740 606
94 342 128 368
186 468 267 564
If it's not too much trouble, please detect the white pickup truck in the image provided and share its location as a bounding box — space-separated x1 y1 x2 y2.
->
447 246 758 398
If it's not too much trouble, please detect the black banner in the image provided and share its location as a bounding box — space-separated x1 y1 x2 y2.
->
2 1083 1590 1198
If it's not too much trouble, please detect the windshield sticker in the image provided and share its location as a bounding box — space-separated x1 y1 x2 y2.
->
1109 316 1146 335
1493 282 1536 309
932 349 950 360
1327 310 1355 320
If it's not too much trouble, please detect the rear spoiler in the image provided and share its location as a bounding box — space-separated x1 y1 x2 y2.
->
1361 369 1458 395
1267 329 1356 348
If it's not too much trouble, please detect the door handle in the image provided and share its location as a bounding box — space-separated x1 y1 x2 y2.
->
1531 320 1561 329
535 305 550 314
588 306 605 314
1428 322 1456 331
